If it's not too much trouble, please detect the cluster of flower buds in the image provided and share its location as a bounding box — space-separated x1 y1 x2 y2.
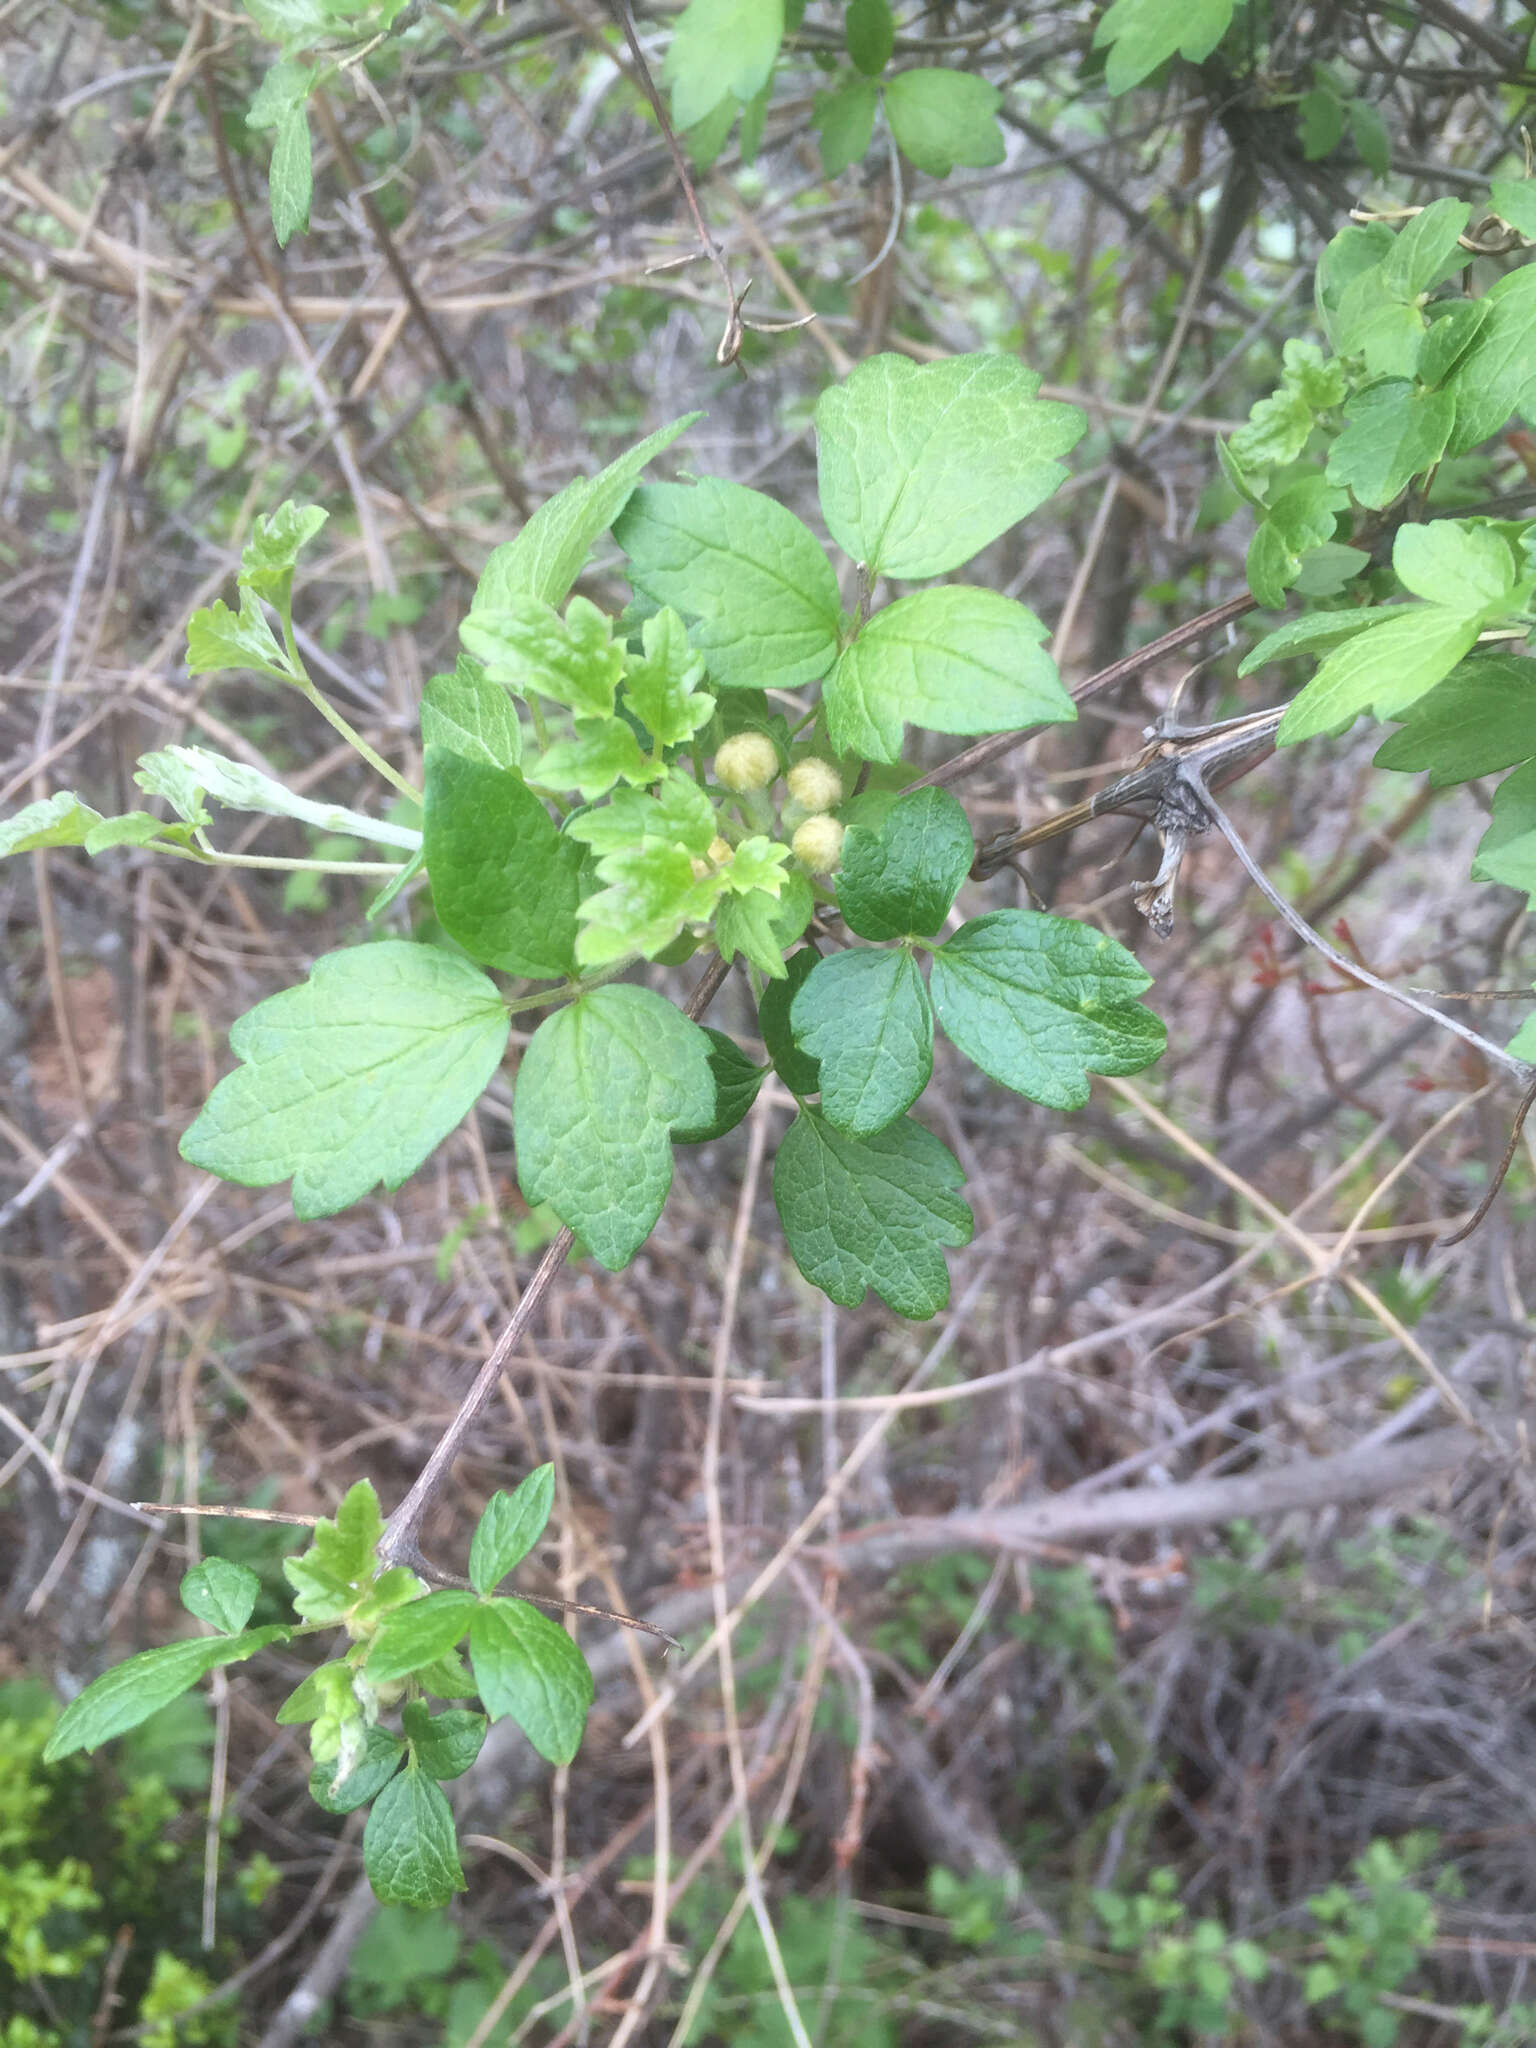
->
712 735 845 872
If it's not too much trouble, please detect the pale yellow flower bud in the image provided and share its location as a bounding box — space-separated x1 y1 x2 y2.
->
792 815 845 873
786 757 844 813
707 835 734 864
713 732 778 794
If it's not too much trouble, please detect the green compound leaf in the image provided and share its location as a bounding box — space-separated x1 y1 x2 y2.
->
267 103 312 246
421 654 522 770
929 910 1165 1110
529 719 650 802
43 1626 289 1763
365 1590 479 1686
471 416 697 613
1324 381 1456 511
565 772 717 858
469 1464 555 1595
846 0 893 74
715 869 813 979
402 1703 487 1780
1227 339 1347 473
180 1558 260 1635
1374 655 1536 785
758 946 823 1096
574 840 721 967
773 1110 972 1318
468 1598 594 1765
239 501 327 608
816 352 1085 580
619 607 715 746
815 77 878 176
827 585 1073 763
512 985 714 1268
1094 0 1235 93
672 1028 768 1143
663 0 784 128
186 586 293 680
179 942 510 1218
310 1727 406 1815
884 68 1004 177
791 948 933 1137
362 1765 466 1909
422 750 582 978
0 791 104 857
1472 761 1536 907
137 744 421 850
838 787 973 940
1247 477 1348 610
615 478 841 693
460 594 624 719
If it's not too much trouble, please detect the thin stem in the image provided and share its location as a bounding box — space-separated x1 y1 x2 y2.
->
377 951 735 1572
156 843 404 876
295 677 422 803
1199 780 1534 1084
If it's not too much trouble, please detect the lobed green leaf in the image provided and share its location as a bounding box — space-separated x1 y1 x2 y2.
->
468 1599 593 1765
179 942 510 1218
362 1765 466 1908
469 1465 555 1595
422 751 581 978
791 948 933 1136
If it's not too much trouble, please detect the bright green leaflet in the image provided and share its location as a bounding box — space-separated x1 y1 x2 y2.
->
837 786 973 940
827 585 1073 762
615 477 841 693
1277 608 1485 743
422 751 581 978
815 352 1085 580
239 499 328 606
773 1111 972 1319
1324 383 1456 512
1471 761 1536 907
44 1627 289 1762
1247 478 1347 609
1094 0 1235 93
929 910 1165 1111
662 0 784 128
469 1465 555 1594
529 720 650 802
180 1559 260 1635
619 606 716 745
883 69 1005 177
420 655 522 770
512 985 714 1268
460 593 623 718
469 415 696 613
179 943 510 1218
365 1591 479 1686
185 587 293 680
467 1599 594 1765
1373 656 1536 785
791 949 933 1137
138 744 421 849
363 1767 466 1908
573 840 722 968
0 791 104 856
